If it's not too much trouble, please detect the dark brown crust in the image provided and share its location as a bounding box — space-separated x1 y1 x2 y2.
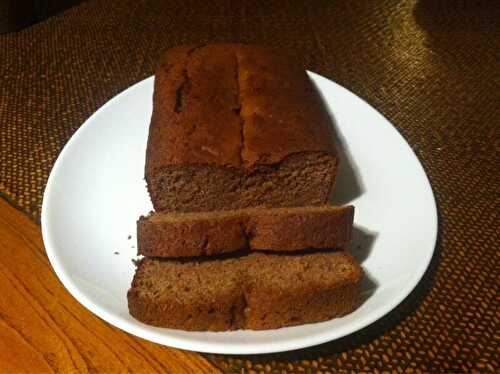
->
146 43 335 172
236 44 336 167
127 251 363 331
146 44 242 171
137 205 354 257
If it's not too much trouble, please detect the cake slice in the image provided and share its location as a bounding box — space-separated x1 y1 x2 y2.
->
137 205 354 257
127 250 363 331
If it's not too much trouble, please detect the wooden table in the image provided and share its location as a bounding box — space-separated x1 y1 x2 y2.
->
0 198 220 373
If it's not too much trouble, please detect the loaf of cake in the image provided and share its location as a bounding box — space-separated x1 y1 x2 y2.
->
128 44 363 333
137 205 354 257
128 251 363 331
145 43 338 213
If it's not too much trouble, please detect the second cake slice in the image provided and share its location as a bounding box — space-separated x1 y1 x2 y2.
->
138 205 354 257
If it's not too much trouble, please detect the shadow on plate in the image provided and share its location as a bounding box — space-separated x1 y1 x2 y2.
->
319 86 365 206
348 225 378 265
348 225 379 306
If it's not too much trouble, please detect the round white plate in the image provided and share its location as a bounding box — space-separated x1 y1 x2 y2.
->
42 72 437 354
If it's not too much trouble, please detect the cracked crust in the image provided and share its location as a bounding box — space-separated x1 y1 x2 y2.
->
145 44 338 212
127 251 363 331
137 205 354 257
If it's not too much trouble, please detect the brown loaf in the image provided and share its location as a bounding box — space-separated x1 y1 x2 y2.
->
130 44 362 332
127 251 363 331
145 43 338 213
137 205 354 257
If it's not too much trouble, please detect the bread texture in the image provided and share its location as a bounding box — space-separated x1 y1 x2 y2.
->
145 43 338 212
138 205 354 257
128 251 363 331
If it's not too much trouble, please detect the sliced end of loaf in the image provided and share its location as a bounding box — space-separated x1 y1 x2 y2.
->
147 151 337 213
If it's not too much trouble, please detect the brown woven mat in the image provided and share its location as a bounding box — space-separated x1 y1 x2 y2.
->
1 0 499 371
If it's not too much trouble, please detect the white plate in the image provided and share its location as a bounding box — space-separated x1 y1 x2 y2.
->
42 72 437 354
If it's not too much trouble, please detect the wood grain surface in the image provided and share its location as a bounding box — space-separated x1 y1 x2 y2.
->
0 198 220 373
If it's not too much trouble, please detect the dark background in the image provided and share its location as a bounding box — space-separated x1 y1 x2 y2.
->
0 0 83 33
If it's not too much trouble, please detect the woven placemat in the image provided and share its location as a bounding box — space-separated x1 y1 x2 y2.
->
1 0 498 372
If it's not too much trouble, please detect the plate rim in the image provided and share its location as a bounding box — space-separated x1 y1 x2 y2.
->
41 72 438 354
